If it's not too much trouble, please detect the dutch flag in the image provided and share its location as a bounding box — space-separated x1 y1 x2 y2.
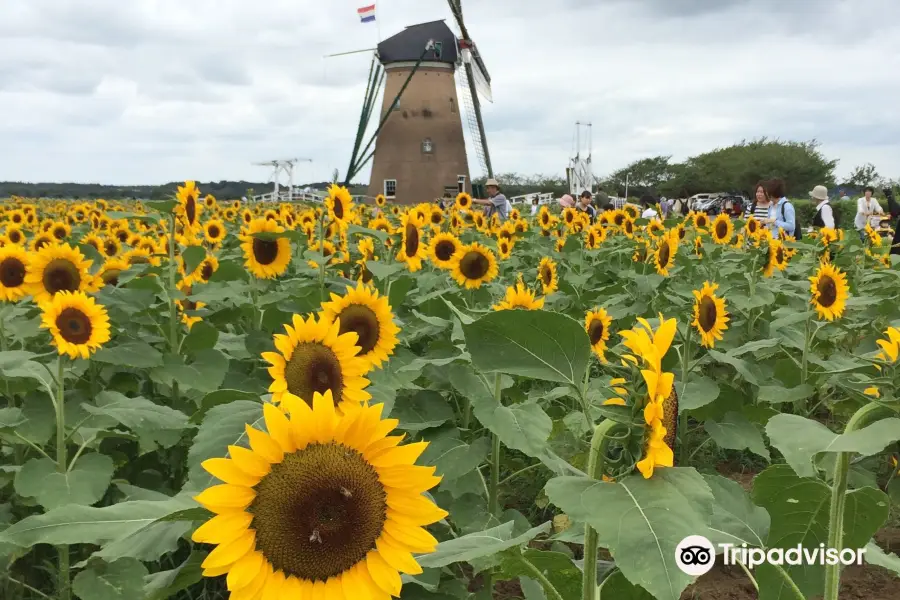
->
357 4 376 23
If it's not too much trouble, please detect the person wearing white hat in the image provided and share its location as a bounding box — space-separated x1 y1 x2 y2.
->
809 185 834 230
473 178 509 221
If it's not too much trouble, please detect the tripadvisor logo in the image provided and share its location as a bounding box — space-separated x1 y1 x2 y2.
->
675 535 868 576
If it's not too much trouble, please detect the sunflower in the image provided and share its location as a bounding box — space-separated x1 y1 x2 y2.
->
646 219 665 238
375 194 387 208
396 213 426 272
357 238 376 264
428 233 460 270
450 242 498 290
98 257 130 287
191 392 445 599
875 327 900 364
368 217 393 236
204 194 218 210
585 308 612 360
197 255 220 284
694 236 704 258
809 261 849 321
123 247 161 268
39 290 111 359
428 207 444 228
762 238 788 277
0 246 30 302
562 207 578 230
51 221 71 243
176 180 203 232
4 226 25 246
455 192 472 211
745 216 760 237
654 232 677 276
204 219 227 245
537 206 554 229
710 213 733 244
320 283 399 370
176 283 207 330
692 211 710 230
493 276 544 311
622 204 640 220
537 257 558 294
240 218 292 279
325 184 353 229
262 312 371 411
102 236 121 258
25 243 95 304
691 281 729 348
7 209 25 225
497 238 513 259
32 233 55 252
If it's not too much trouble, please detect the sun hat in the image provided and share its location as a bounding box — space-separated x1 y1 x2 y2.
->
485 179 500 188
809 185 828 201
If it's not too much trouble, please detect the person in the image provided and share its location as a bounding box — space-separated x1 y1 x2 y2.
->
660 196 670 218
883 187 900 256
473 178 509 221
671 197 685 216
640 195 658 219
855 186 884 242
768 178 798 239
809 185 835 230
530 196 539 216
746 181 775 225
576 190 597 222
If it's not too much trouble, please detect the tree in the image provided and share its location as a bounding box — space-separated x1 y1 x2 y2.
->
843 163 881 187
600 156 675 197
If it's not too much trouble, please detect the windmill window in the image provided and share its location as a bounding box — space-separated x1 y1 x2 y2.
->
450 98 456 113
422 138 434 154
457 175 466 193
384 179 397 198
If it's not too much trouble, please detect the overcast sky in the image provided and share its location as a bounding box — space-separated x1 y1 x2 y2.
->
1 0 898 185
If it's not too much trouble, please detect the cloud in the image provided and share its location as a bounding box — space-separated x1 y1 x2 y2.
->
0 0 898 185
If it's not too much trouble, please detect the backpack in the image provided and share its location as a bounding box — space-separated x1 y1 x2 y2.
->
779 200 802 240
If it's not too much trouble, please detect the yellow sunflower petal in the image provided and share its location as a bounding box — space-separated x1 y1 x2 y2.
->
201 529 256 570
201 458 262 488
366 550 402 596
194 484 256 513
245 425 284 465
226 550 264 591
191 511 254 544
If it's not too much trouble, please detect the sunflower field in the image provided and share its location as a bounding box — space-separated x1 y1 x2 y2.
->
0 183 899 600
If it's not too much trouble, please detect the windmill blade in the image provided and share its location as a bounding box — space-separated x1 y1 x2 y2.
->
449 0 492 103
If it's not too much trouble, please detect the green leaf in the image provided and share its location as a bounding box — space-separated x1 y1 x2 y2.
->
500 549 581 600
680 375 720 411
192 389 259 423
144 199 177 213
180 321 219 354
462 310 591 386
150 349 229 394
864 542 900 577
727 338 781 357
0 407 25 431
73 558 149 600
393 391 455 432
752 465 890 599
82 392 190 451
545 468 714 600
703 474 770 548
347 223 389 244
181 245 207 275
417 521 551 569
756 384 815 405
15 454 114 510
597 570 656 599
144 552 205 600
185 400 262 491
765 414 900 478
420 428 490 484
707 349 760 385
93 340 163 369
705 411 770 460
363 260 404 280
0 495 196 548
448 364 553 458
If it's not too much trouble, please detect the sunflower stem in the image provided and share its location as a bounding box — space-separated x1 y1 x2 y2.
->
488 373 502 518
679 326 693 465
582 419 616 600
55 356 71 600
518 554 565 600
796 315 813 413
823 402 892 600
318 212 327 303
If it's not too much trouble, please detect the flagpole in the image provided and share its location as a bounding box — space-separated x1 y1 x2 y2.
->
376 3 381 42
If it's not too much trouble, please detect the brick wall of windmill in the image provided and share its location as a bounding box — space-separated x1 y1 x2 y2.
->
366 64 471 204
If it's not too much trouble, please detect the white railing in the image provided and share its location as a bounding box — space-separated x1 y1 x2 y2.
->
509 192 555 206
250 189 370 205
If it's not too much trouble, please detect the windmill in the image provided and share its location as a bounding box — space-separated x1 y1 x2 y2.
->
567 122 593 197
252 158 312 202
340 1 495 204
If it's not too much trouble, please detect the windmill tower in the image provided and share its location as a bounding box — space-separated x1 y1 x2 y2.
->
342 1 494 205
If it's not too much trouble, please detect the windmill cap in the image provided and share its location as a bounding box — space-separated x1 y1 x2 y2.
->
485 179 500 187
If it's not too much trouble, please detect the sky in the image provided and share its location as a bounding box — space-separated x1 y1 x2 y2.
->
1 0 899 186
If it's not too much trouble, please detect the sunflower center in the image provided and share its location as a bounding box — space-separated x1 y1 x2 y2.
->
250 442 386 582
284 342 344 407
776 247 785 265
200 262 214 281
587 319 605 345
459 250 489 280
540 265 552 286
749 220 758 233
332 199 344 220
209 225 220 239
335 305 380 356
657 241 671 266
817 275 837 308
42 259 81 295
715 221 728 239
186 196 197 224
431 212 441 224
53 227 67 241
101 269 121 287
698 296 717 332
35 237 52 250
434 240 456 262
55 307 92 344
116 230 129 243
404 224 420 258
9 231 22 244
0 257 26 288
104 241 117 256
252 238 279 266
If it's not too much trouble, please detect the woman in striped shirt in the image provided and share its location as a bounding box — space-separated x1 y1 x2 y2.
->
745 181 775 228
